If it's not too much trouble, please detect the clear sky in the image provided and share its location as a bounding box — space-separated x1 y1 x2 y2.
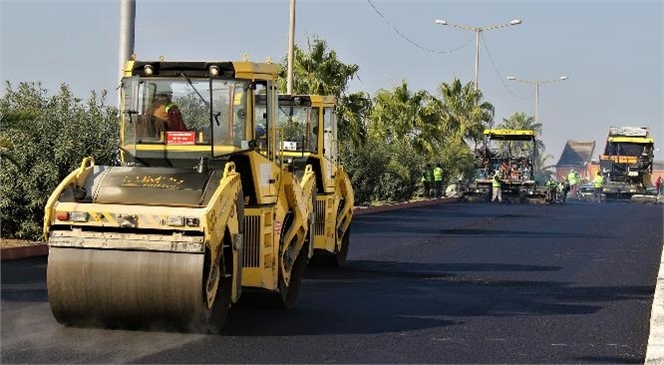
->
1 0 662 163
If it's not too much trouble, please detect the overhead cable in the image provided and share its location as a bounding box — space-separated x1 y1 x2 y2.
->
366 0 473 54
480 32 533 100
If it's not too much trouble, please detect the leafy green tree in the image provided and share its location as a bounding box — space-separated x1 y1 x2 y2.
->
0 82 119 240
497 112 549 174
337 92 371 149
496 112 545 157
438 139 478 186
435 78 494 146
277 36 359 97
340 138 425 204
534 153 556 184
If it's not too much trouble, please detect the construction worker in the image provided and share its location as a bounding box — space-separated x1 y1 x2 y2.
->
546 177 559 204
433 164 443 199
491 171 502 203
559 177 571 204
592 171 605 203
421 164 433 198
567 169 579 200
147 86 188 132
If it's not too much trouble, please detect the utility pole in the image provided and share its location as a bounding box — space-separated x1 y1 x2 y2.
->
434 19 521 91
506 75 569 126
118 0 136 107
287 0 296 95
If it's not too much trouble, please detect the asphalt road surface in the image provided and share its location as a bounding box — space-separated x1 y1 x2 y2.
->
2 201 663 364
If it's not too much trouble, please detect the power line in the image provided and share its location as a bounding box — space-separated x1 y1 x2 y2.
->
479 32 533 100
366 0 473 54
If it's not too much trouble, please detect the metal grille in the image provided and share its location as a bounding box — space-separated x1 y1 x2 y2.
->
314 200 326 235
243 215 261 268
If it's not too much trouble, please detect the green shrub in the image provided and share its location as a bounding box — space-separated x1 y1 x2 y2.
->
0 82 119 240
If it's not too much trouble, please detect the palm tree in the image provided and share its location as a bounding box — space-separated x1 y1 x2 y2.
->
497 112 546 171
534 153 556 183
337 92 371 148
277 36 368 149
367 80 445 158
277 36 359 98
434 78 494 147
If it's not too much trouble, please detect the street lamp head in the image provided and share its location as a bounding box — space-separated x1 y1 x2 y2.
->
506 76 517 80
560 76 569 80
510 19 522 25
434 19 447 25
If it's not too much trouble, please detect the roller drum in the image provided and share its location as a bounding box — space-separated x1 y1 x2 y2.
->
47 247 205 330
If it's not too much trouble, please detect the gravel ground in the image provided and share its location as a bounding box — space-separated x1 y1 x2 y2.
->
1 239 43 249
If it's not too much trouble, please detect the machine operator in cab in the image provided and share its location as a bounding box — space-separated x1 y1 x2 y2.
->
147 86 188 132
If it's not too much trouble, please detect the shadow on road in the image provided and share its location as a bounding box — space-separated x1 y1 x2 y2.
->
438 228 616 239
216 259 652 337
1 256 48 303
575 355 642 364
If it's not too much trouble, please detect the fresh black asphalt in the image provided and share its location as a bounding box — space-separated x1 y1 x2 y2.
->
2 201 663 363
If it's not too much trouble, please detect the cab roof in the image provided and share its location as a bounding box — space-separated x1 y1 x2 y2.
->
123 60 278 80
607 136 654 144
483 129 536 141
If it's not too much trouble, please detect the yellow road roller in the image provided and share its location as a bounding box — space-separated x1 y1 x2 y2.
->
43 58 315 333
267 95 354 267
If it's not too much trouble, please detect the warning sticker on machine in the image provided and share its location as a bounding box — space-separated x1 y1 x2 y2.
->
166 131 196 145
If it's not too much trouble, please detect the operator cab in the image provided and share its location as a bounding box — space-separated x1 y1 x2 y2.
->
120 61 278 168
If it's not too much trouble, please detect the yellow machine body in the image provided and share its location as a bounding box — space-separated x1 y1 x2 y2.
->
43 58 314 332
466 129 543 203
272 95 354 266
599 126 655 201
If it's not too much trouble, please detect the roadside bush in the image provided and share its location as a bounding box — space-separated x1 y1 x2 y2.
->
340 138 390 205
341 138 425 205
0 82 119 240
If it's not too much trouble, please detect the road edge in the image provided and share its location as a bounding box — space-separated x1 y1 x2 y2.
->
1 197 460 261
645 238 664 364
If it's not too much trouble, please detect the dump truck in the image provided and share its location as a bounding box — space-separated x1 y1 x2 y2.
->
465 129 546 203
600 126 656 202
43 58 316 333
271 95 354 266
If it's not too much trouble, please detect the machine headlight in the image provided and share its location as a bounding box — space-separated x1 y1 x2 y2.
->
70 211 89 222
165 216 200 227
167 216 185 227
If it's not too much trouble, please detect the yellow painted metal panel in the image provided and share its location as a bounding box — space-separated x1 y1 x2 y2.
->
607 136 654 144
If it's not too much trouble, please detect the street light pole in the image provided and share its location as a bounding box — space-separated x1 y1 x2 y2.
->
473 30 480 88
506 75 569 126
287 0 296 95
435 18 522 90
118 0 136 108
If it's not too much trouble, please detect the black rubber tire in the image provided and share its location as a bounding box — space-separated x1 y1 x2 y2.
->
335 226 350 268
200 189 243 334
204 245 233 335
278 238 308 309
